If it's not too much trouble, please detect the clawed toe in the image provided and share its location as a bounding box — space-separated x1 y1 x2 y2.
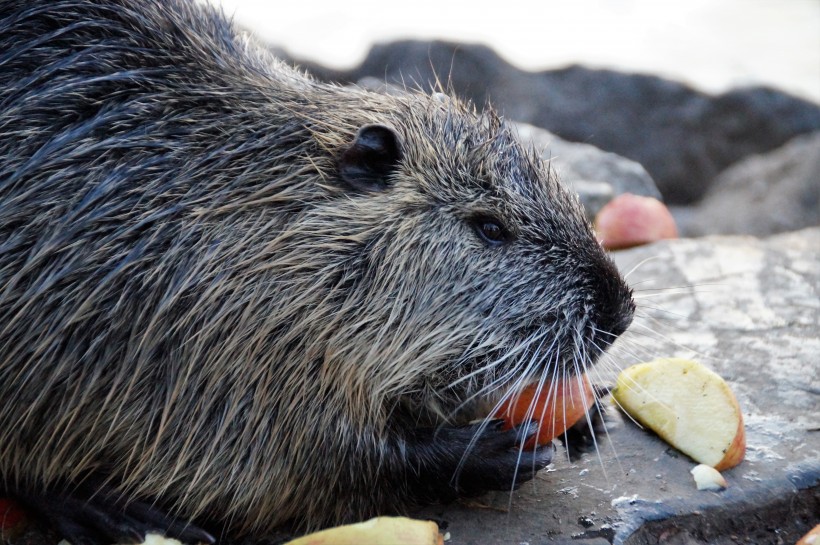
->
563 398 609 460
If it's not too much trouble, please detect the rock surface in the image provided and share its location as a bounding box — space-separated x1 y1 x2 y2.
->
414 227 820 544
675 132 820 237
290 40 820 204
514 123 661 219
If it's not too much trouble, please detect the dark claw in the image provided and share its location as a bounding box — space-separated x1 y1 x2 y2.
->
509 442 555 489
471 419 537 450
15 491 137 545
52 517 109 545
563 395 609 461
451 423 555 496
593 384 612 397
515 419 540 445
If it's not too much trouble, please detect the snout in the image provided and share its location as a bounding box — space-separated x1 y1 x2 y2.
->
596 286 635 340
590 259 635 345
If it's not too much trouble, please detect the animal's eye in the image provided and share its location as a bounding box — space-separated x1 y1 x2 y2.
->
471 216 509 246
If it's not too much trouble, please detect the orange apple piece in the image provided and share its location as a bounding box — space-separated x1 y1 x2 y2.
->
612 358 745 470
494 374 596 450
594 193 678 250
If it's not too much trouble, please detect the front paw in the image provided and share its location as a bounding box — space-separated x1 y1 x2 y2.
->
406 420 554 503
564 390 610 461
450 420 555 495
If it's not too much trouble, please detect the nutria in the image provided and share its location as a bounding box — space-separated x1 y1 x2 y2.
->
0 0 635 542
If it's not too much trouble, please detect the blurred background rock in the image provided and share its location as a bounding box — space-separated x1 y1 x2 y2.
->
203 0 820 236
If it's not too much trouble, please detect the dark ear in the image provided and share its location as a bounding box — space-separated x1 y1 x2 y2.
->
338 124 402 192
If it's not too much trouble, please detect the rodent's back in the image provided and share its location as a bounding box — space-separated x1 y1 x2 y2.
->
0 0 372 528
0 0 633 534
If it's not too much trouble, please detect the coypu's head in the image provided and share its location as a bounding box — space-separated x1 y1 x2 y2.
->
300 91 635 420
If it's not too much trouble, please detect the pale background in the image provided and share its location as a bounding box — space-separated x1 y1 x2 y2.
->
202 0 820 103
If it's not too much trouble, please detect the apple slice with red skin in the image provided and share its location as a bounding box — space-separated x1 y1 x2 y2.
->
494 374 596 450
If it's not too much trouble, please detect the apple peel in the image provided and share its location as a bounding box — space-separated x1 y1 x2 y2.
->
594 193 678 250
0 498 27 539
494 374 596 450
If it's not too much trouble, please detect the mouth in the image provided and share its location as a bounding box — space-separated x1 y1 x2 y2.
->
428 309 631 428
430 356 601 450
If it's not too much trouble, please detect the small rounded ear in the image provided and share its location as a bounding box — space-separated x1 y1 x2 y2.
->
338 124 402 192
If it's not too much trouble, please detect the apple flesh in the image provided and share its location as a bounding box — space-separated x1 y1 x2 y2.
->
283 517 443 545
494 374 596 450
612 358 745 470
797 524 820 545
690 463 728 490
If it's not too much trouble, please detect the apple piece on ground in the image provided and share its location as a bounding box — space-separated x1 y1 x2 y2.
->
141 534 183 545
283 517 443 545
797 524 820 545
494 374 596 449
594 193 678 250
611 358 745 470
690 463 728 490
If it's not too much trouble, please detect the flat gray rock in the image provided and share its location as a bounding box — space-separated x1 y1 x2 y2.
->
417 227 820 544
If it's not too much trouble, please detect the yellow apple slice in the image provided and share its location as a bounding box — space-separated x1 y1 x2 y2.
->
283 517 444 545
612 358 745 470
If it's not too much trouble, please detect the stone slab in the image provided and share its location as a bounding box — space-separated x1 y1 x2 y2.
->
416 228 820 544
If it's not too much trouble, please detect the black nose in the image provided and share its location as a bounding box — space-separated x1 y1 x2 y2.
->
590 258 635 344
602 292 635 339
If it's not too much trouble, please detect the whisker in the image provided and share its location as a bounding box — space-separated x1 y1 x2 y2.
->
452 332 555 475
622 255 664 280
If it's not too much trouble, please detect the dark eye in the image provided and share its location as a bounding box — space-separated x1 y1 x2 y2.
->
471 216 509 246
